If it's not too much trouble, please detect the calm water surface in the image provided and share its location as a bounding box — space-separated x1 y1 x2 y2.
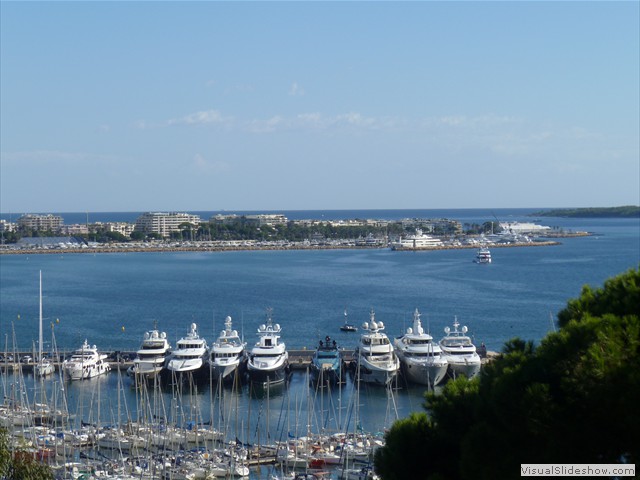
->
0 213 638 477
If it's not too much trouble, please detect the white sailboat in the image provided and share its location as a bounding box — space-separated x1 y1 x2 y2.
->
34 271 55 377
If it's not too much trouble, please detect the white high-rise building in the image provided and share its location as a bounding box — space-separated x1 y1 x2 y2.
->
134 212 201 238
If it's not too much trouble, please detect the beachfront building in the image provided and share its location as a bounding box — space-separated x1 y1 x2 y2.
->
134 212 201 238
104 222 135 237
16 214 64 233
210 214 288 227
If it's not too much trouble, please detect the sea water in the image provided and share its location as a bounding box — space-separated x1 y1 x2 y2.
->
0 212 638 476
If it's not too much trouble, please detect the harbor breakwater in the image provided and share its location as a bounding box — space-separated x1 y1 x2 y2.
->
0 240 562 255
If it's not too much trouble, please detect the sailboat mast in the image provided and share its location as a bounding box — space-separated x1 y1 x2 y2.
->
39 270 43 362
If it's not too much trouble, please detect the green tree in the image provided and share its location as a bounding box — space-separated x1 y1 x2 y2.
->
0 428 54 480
374 267 640 480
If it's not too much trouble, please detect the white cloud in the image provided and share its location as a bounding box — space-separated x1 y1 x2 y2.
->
289 82 305 96
0 150 122 164
168 109 228 126
192 153 230 174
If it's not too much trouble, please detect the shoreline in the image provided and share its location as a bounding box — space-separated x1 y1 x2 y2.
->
0 240 563 255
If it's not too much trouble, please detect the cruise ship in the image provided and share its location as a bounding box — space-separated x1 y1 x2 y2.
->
166 323 208 380
390 229 444 250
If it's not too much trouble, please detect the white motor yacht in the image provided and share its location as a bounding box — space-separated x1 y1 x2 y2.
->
354 310 400 386
394 309 448 387
439 317 481 379
166 323 208 378
62 340 111 380
390 229 444 250
128 324 171 379
474 246 492 264
246 313 289 385
207 316 246 382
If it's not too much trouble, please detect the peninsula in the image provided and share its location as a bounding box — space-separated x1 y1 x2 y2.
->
532 206 639 218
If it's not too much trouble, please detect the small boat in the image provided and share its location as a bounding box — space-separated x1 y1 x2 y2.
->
340 309 358 332
128 323 171 379
310 335 343 385
354 310 400 386
166 323 208 378
62 340 111 380
207 315 246 382
439 317 482 379
394 309 448 387
246 311 289 385
474 246 492 264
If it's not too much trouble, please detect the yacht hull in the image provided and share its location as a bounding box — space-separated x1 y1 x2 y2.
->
446 360 481 379
354 357 399 386
246 361 288 385
400 359 448 386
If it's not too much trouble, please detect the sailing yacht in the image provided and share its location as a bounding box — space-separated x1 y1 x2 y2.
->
128 323 171 379
354 310 400 386
246 313 289 385
439 317 482 379
207 316 246 382
166 323 208 378
394 309 448 387
34 271 55 377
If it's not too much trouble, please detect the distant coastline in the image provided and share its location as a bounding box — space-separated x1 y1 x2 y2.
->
532 206 640 218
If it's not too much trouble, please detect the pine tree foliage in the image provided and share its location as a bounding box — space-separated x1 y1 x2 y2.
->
374 267 640 480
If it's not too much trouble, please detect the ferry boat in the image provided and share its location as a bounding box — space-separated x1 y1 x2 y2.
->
62 340 111 380
474 246 492 264
394 309 448 387
390 229 444 250
246 313 289 385
310 335 343 385
166 323 208 378
439 317 481 379
354 310 400 386
128 324 171 379
207 316 246 382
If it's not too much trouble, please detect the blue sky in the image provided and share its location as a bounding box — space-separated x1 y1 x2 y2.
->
1 1 638 213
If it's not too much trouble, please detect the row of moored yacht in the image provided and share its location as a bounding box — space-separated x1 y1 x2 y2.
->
128 315 289 385
349 309 481 387
56 310 480 388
